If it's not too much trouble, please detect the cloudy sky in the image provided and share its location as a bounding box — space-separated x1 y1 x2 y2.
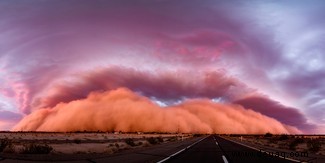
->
0 0 324 133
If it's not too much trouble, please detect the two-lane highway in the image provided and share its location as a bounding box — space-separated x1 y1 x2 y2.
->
165 135 294 163
166 135 224 163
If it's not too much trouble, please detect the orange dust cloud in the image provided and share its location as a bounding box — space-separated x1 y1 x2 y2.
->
13 88 301 134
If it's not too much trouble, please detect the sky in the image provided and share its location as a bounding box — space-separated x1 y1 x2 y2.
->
0 0 324 134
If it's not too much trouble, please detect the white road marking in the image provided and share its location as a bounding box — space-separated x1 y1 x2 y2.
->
215 137 218 145
157 136 208 163
222 155 228 163
221 136 301 163
170 148 185 157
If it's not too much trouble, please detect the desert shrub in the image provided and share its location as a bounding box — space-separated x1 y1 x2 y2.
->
157 136 164 143
278 134 289 141
307 139 321 152
3 144 15 153
125 138 136 146
147 137 159 144
264 132 273 138
193 134 202 137
289 138 304 150
21 144 53 154
168 137 177 142
0 139 10 152
73 139 81 144
268 137 278 144
137 141 143 146
115 143 119 148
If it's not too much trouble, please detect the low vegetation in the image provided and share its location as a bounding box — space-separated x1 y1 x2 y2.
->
21 143 53 154
125 138 136 146
229 134 324 155
0 132 193 155
157 136 164 143
0 139 10 152
146 137 164 144
264 132 273 138
3 143 15 153
289 138 304 150
278 134 289 140
307 139 321 152
147 137 158 144
73 139 81 144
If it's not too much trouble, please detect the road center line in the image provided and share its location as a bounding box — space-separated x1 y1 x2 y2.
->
222 155 228 163
215 142 218 145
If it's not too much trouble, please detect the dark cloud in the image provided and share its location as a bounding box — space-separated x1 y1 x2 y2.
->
32 66 243 110
234 96 316 133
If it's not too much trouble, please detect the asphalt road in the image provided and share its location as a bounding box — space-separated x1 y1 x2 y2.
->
166 135 224 163
166 135 294 163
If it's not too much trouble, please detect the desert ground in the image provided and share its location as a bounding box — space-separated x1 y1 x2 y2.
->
0 132 195 155
226 134 325 155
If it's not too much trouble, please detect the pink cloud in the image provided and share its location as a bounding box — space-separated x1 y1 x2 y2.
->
152 31 243 64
